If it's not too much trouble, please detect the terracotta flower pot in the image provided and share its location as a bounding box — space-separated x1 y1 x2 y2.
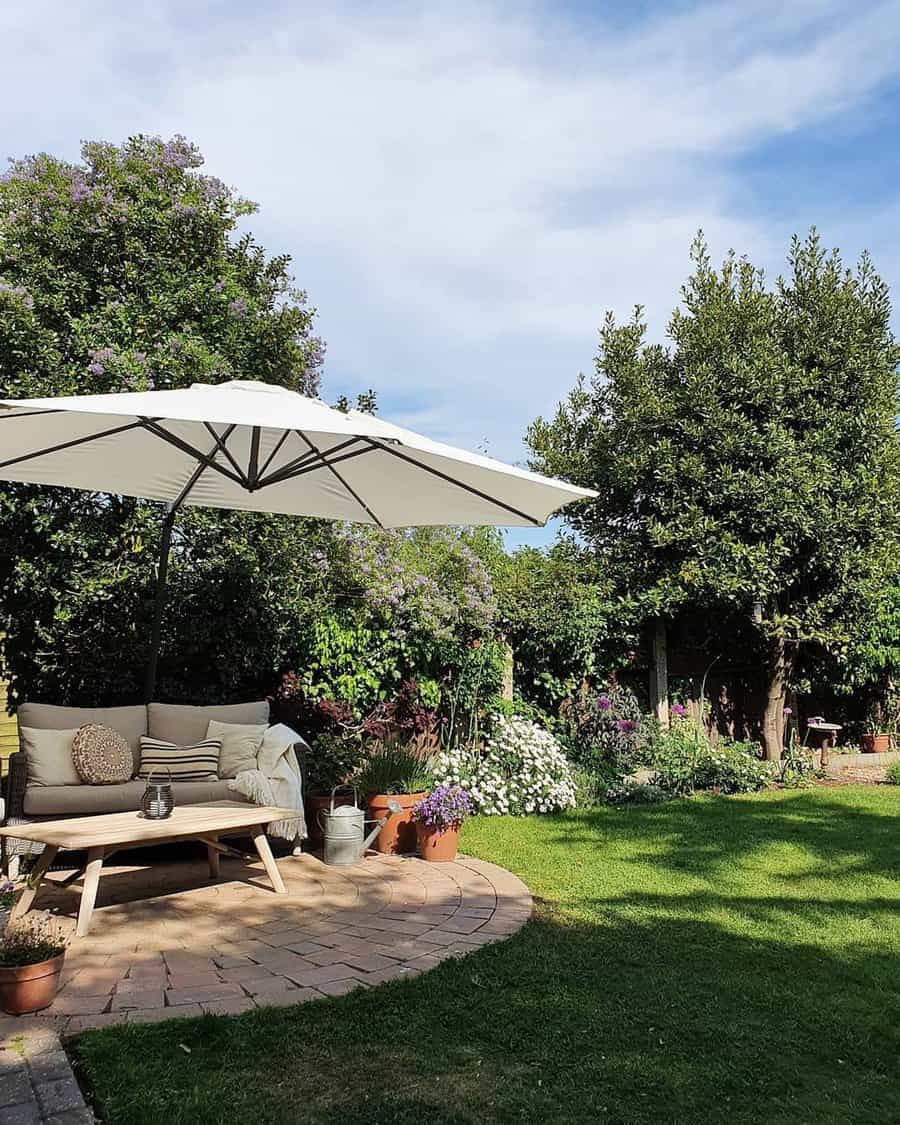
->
368 792 428 855
861 734 891 753
416 822 460 862
0 952 65 1015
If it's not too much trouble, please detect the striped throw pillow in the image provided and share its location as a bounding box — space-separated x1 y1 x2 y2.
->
138 737 221 782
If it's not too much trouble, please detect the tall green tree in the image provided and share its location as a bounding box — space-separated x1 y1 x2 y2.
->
528 233 900 758
0 134 325 703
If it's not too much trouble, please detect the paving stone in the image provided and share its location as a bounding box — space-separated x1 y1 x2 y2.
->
287 963 360 987
217 964 274 984
63 1012 128 1035
110 989 165 1011
0 1068 32 1107
363 965 416 985
48 994 111 1017
340 950 403 973
2 1099 43 1125
26 1048 71 1084
128 1004 202 1024
34 1074 86 1117
242 975 294 997
166 971 221 990
165 982 244 1006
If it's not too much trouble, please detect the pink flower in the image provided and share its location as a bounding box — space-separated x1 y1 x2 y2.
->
671 703 687 718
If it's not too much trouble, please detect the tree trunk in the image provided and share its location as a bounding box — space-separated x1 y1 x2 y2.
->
649 620 669 729
761 633 793 761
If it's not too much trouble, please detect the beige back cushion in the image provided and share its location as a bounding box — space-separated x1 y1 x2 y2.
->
147 701 269 745
20 726 81 786
206 720 268 779
17 703 148 774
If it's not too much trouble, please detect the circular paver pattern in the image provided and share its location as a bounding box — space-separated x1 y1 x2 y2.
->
0 851 532 1037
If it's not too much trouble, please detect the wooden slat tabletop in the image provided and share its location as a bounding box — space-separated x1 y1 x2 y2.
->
0 801 299 849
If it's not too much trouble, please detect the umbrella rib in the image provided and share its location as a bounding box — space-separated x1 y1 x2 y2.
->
255 435 366 489
171 424 239 509
256 429 292 481
0 409 63 420
258 443 374 489
0 419 150 471
139 419 247 487
201 422 246 480
247 426 261 489
366 438 544 527
294 430 384 527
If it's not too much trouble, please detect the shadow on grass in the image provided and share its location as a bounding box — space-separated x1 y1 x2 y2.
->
546 789 900 884
72 908 899 1125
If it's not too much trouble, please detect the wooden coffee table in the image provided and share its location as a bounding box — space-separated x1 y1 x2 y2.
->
0 801 299 937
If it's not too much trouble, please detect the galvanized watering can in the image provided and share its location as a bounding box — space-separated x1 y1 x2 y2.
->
318 786 403 866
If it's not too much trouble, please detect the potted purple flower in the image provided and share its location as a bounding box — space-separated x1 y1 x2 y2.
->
410 785 473 862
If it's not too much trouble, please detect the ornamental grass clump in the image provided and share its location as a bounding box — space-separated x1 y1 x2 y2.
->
435 714 577 815
411 785 473 832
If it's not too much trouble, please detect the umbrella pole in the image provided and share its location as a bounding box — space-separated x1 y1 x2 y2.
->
143 503 177 704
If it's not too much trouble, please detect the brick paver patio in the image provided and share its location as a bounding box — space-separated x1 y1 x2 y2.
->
1 848 531 1038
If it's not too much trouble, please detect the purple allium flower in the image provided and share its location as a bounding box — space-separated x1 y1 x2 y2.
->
783 706 793 716
597 696 612 712
671 703 687 718
616 719 636 734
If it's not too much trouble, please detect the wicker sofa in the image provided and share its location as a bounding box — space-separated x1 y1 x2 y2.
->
3 699 304 873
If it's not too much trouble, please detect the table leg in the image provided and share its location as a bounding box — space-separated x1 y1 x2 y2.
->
10 845 59 920
76 847 105 938
207 835 220 878
250 826 286 894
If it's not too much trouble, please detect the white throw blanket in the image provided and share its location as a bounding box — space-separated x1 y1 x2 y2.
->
229 723 308 850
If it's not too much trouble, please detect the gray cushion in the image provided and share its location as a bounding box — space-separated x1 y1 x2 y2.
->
147 701 269 745
23 779 247 816
17 704 147 773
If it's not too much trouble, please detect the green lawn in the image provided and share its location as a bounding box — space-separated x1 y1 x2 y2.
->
72 788 900 1124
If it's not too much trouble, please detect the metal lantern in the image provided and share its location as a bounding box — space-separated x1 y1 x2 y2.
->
141 768 174 820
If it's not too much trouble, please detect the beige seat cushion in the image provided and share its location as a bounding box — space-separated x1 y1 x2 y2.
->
23 779 246 816
21 727 81 787
72 724 134 784
17 703 147 775
207 720 268 779
147 701 269 745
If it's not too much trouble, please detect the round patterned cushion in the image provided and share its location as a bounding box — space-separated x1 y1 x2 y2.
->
71 724 133 785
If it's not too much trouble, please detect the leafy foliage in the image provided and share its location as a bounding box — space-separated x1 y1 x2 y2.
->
529 231 900 754
648 717 772 795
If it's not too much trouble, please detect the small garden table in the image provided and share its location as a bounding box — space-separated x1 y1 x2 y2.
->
0 800 297 937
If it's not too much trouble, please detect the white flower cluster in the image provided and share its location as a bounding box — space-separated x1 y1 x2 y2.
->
435 714 577 816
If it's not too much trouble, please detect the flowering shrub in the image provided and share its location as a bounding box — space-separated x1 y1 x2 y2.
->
560 682 645 772
649 718 772 795
411 786 473 832
435 715 577 815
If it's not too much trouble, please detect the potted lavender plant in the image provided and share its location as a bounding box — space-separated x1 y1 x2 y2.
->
411 785 473 862
0 914 68 1014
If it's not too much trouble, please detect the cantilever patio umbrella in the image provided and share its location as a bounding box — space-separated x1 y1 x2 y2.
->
0 379 595 699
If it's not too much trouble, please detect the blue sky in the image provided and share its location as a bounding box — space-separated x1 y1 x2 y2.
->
3 0 900 548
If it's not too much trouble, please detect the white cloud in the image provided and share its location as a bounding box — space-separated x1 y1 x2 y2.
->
2 0 900 497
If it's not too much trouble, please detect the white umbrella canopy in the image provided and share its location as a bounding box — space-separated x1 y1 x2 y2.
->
0 379 594 527
0 379 595 699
